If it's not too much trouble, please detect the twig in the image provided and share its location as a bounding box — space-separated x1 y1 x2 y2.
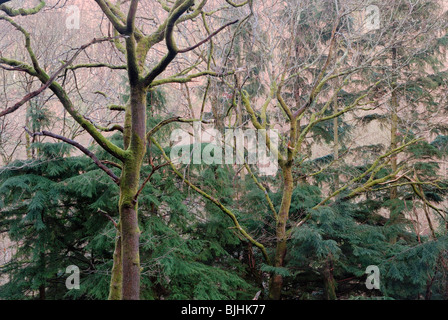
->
98 209 118 229
178 20 239 53
133 162 169 203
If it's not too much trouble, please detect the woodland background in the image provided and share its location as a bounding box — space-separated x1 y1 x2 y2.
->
1 0 448 300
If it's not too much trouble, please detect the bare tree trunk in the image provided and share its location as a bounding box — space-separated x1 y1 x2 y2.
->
269 165 294 300
390 47 399 200
109 107 132 300
120 205 140 300
322 257 337 300
39 285 46 300
118 86 146 300
333 94 340 191
39 252 46 300
108 228 122 300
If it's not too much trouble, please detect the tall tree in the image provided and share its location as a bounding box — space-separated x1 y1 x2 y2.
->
0 0 250 299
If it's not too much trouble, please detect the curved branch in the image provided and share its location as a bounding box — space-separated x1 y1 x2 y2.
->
68 63 127 71
146 117 212 139
289 139 425 234
85 116 124 133
0 26 127 160
24 127 120 184
1 37 110 117
101 160 123 170
225 0 249 7
94 0 127 34
178 19 239 53
0 0 45 17
150 70 232 87
143 0 195 87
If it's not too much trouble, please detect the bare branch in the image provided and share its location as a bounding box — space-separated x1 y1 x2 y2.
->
24 127 120 184
178 19 239 53
0 0 45 17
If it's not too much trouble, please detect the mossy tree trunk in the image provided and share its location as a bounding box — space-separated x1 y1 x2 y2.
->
269 164 294 300
322 257 337 300
104 0 197 300
0 0 246 301
390 47 399 201
108 228 122 300
119 85 147 300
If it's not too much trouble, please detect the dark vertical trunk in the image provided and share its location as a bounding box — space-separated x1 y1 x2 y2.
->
109 105 132 300
211 96 225 133
388 48 400 242
333 116 340 190
39 285 46 300
120 205 140 300
118 85 146 300
425 274 435 300
390 47 399 200
322 257 337 300
108 229 122 300
333 81 340 191
269 241 287 300
25 106 32 160
269 165 294 300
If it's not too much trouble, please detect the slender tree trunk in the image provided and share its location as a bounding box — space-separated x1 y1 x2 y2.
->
211 96 225 132
390 108 398 199
390 47 399 200
108 228 122 300
333 99 340 191
425 272 435 300
39 285 46 300
109 105 132 300
118 85 147 300
25 108 32 160
120 205 141 300
322 257 337 300
269 165 294 300
39 252 46 300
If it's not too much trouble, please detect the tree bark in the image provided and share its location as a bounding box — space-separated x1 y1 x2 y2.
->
118 85 147 300
39 285 46 300
322 257 337 300
333 80 340 191
108 227 122 300
390 47 399 200
269 165 294 300
120 205 141 300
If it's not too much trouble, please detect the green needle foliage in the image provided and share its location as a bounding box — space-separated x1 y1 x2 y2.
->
0 138 259 300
